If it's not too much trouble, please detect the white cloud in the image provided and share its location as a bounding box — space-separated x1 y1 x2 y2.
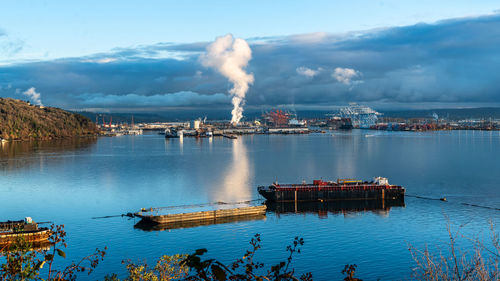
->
95 58 117 64
22 87 43 106
296 66 321 77
81 57 118 64
332 67 361 84
289 32 328 44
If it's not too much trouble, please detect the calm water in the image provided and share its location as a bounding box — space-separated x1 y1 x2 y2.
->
1 130 499 280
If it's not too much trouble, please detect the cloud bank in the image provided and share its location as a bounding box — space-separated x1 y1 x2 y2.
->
79 91 228 108
1 14 500 113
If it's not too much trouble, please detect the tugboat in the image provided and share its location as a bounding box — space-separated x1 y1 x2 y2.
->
0 217 51 246
258 177 405 202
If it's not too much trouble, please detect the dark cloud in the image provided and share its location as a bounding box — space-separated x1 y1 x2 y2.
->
1 14 499 112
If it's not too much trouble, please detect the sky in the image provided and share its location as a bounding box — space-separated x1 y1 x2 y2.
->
1 1 500 114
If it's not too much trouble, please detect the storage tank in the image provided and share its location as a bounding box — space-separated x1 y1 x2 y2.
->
190 120 201 130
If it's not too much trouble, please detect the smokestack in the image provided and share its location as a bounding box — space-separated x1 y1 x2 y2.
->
200 34 254 125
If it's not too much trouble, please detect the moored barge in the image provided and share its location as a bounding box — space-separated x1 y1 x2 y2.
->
0 217 50 246
135 205 267 225
258 177 405 202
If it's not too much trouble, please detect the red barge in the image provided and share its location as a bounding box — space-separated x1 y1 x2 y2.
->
258 177 405 202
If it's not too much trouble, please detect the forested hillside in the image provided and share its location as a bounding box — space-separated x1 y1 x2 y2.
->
0 98 99 140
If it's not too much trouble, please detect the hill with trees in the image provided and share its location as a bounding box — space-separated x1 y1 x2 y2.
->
0 98 99 140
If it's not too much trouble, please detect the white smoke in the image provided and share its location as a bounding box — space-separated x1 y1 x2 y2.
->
22 87 43 106
200 34 254 125
332 67 360 85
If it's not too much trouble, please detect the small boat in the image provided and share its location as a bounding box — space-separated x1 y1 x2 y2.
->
165 128 182 138
135 205 266 225
0 217 50 246
223 134 238 139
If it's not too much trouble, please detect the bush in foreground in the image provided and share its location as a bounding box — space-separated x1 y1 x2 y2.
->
0 224 106 281
2 221 498 280
409 221 499 281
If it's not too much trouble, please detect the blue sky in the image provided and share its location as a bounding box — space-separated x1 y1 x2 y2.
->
1 1 500 113
2 0 499 62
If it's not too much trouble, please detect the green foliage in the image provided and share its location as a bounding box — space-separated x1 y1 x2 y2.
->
0 237 42 280
341 264 362 281
179 234 313 281
118 254 189 281
0 224 106 281
0 98 99 140
104 234 312 281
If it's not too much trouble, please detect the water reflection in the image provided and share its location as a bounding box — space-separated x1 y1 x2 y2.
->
0 241 52 252
179 135 184 154
212 139 252 202
266 199 405 218
0 137 98 171
1 131 498 280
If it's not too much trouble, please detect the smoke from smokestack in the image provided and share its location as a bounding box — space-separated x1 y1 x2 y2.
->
22 87 43 106
200 34 254 125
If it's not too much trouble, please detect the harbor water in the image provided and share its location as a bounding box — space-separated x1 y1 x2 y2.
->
1 130 499 280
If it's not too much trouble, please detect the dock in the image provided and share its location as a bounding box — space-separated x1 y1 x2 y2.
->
222 134 238 139
135 205 266 225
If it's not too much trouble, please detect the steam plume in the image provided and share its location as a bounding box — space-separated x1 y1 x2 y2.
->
22 87 43 106
200 34 254 125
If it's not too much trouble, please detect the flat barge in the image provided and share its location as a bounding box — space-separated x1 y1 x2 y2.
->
0 218 50 246
258 177 405 202
135 212 266 231
135 205 267 225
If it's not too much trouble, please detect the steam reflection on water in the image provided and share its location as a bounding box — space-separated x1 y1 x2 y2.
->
213 138 252 203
